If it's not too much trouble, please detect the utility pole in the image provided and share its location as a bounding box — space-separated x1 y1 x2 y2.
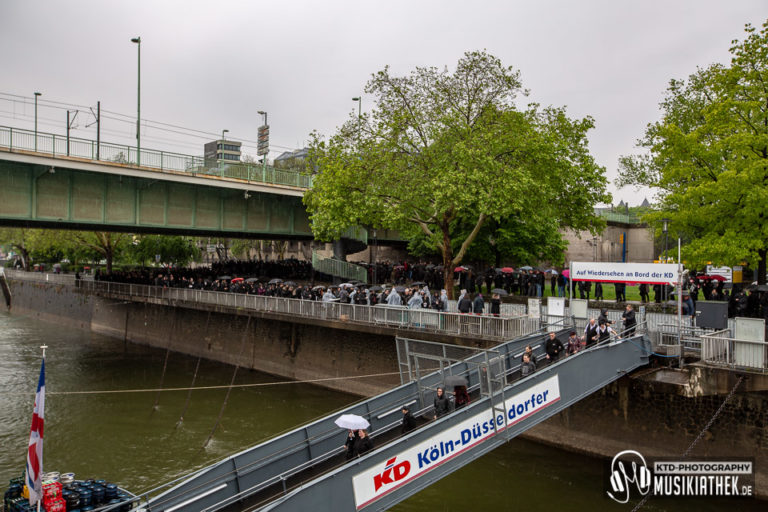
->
131 37 141 167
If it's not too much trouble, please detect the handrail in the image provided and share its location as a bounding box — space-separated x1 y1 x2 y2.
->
0 124 312 189
311 251 367 282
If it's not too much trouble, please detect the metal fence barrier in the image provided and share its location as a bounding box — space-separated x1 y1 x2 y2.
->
701 329 768 372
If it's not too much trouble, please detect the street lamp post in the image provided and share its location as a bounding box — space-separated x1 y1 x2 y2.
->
662 218 670 306
352 96 361 118
131 37 141 167
592 236 598 262
34 92 41 152
258 110 268 177
220 129 228 170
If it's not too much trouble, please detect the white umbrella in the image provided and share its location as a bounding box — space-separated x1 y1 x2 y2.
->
334 414 370 430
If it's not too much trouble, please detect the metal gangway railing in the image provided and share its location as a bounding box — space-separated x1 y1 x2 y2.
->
131 327 651 512
0 124 313 189
3 269 543 341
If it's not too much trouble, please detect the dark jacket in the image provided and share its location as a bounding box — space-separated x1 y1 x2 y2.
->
401 410 417 433
472 295 485 314
545 336 564 360
354 435 374 457
434 393 452 418
490 298 501 315
458 296 472 313
344 430 359 460
622 309 636 328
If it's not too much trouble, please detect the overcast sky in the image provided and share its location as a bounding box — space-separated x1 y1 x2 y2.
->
2 1 766 205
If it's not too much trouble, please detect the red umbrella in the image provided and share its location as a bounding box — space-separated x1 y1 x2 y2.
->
454 266 467 272
501 267 515 273
231 277 244 283
709 275 727 282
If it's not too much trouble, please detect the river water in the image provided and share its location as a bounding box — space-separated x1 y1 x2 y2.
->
0 311 759 511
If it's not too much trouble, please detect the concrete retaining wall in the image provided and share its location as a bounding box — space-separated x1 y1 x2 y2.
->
8 279 400 396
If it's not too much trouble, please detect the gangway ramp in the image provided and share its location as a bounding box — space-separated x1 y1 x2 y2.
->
140 331 651 512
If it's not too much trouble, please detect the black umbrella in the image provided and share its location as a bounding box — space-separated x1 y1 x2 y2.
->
312 285 325 291
395 286 406 293
369 285 383 292
268 278 283 284
444 375 468 388
491 288 509 296
284 281 297 287
747 284 768 292
411 281 426 287
245 277 259 283
217 275 232 280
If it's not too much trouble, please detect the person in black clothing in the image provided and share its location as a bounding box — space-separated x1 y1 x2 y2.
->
353 429 373 457
343 429 359 460
545 332 565 361
401 405 417 433
457 292 472 313
598 308 611 327
639 283 649 303
621 304 636 336
433 387 452 419
594 282 603 301
490 293 501 316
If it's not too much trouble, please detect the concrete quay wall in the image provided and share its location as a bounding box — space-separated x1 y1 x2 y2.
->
7 279 400 396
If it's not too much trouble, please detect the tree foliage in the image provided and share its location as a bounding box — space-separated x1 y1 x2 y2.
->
305 51 609 295
619 21 768 282
128 235 200 267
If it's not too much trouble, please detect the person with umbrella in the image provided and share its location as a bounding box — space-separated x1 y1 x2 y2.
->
490 292 501 316
343 429 359 460
354 429 373 457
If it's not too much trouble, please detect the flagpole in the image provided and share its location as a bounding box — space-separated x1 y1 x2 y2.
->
39 344 46 512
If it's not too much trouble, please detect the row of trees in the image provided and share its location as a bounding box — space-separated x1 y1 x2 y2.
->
0 229 311 272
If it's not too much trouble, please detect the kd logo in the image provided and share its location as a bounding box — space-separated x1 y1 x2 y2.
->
373 457 411 491
607 450 652 504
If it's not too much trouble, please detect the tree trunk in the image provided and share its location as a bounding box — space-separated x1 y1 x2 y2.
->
442 229 455 299
106 249 113 274
758 249 767 285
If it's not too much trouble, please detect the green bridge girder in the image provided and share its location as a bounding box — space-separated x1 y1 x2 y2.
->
0 159 313 239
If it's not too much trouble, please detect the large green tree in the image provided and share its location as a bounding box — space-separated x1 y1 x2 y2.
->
305 51 609 295
619 21 768 283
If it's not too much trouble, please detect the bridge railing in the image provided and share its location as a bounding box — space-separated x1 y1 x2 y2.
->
0 125 312 189
3 270 543 341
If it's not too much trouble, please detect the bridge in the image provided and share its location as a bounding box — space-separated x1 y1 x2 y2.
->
0 125 314 238
134 328 652 511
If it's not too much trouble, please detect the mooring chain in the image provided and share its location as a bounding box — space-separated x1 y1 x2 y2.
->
630 375 744 512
